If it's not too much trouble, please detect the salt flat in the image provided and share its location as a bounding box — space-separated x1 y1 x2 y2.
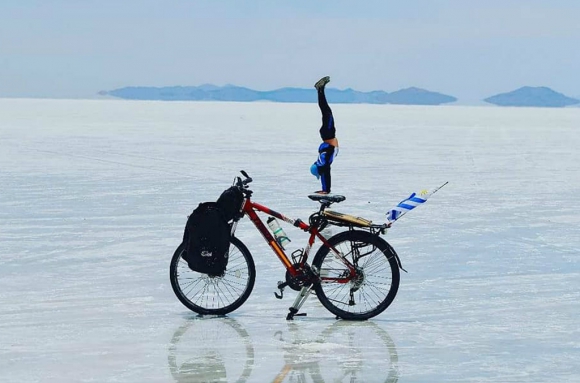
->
1 99 579 382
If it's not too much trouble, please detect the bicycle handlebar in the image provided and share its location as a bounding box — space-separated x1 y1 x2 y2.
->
240 170 252 185
235 170 253 191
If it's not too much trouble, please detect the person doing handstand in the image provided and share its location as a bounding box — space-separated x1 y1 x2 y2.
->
310 76 339 194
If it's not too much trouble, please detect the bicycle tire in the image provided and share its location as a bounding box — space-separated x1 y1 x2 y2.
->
312 230 400 320
170 237 256 315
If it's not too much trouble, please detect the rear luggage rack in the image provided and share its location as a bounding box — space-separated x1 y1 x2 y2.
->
322 210 373 228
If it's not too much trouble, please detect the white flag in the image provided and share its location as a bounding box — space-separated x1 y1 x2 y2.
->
386 182 447 223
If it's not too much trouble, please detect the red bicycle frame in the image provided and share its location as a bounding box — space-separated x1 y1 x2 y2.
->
240 197 356 281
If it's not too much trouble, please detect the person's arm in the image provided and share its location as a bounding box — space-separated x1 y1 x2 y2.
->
316 145 335 193
318 166 331 193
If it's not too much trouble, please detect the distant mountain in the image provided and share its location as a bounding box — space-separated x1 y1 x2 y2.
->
386 87 457 105
102 84 457 105
484 86 580 107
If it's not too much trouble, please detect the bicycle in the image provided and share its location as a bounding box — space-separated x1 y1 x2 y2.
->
170 170 403 320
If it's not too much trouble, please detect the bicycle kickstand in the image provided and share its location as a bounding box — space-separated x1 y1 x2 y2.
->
286 285 312 320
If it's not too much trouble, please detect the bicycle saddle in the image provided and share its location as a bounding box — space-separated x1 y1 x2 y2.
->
308 194 346 204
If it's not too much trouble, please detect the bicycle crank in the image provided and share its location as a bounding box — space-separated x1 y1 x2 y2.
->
287 263 317 291
274 264 316 298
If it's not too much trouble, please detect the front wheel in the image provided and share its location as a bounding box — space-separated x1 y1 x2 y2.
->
312 230 400 320
170 237 256 315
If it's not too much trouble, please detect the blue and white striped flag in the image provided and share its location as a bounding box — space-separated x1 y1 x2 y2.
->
386 182 447 223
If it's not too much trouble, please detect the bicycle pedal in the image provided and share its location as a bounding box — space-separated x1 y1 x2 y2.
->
275 281 287 299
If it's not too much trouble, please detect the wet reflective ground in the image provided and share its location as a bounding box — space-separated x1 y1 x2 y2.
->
1 100 579 382
169 317 400 383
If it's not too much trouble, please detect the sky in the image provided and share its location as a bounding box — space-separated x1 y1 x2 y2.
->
1 0 579 102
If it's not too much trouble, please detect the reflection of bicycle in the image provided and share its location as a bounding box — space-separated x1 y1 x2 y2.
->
272 321 399 383
170 171 402 320
168 317 254 383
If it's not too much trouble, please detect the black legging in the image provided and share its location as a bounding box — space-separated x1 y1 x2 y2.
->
318 88 336 140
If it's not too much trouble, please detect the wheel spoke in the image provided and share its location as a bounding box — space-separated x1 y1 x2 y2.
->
170 239 255 315
314 231 400 319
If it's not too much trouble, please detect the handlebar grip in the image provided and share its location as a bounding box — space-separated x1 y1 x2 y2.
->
240 170 252 185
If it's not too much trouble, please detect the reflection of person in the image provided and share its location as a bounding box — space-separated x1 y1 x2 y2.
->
310 76 339 194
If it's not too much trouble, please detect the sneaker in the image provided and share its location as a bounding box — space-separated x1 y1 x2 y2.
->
314 76 330 90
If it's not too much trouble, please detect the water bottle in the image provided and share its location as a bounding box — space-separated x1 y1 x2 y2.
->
267 217 291 249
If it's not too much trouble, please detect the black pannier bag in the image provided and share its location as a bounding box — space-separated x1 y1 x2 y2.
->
216 186 244 222
182 202 230 276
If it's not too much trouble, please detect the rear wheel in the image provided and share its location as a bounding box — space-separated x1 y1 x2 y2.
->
313 230 400 320
170 237 256 315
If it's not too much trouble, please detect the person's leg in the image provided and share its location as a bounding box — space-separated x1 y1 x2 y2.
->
315 76 335 141
318 89 336 140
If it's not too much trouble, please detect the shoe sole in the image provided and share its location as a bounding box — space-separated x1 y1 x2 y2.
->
314 76 330 89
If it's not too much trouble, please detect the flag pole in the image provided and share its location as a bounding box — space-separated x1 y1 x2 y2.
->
386 181 448 224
